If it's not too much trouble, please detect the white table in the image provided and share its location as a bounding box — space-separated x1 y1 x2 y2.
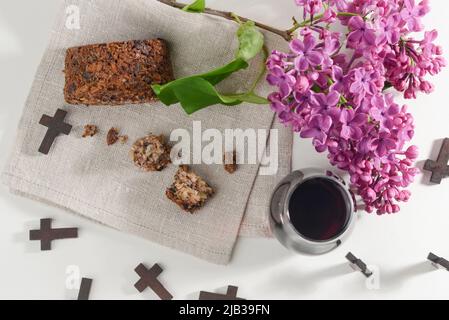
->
1 0 448 300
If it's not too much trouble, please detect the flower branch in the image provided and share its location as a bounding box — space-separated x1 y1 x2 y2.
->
157 0 292 41
158 1 360 41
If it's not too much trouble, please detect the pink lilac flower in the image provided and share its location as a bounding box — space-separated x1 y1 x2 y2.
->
311 91 340 115
290 36 324 71
295 0 323 15
339 109 366 140
301 114 332 145
349 67 380 102
330 66 345 92
265 0 445 215
347 16 377 49
371 132 397 157
368 95 399 131
400 0 430 32
378 14 401 45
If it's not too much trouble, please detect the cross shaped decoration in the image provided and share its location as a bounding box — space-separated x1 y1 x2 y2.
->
134 263 173 300
29 218 78 251
77 277 93 300
346 252 373 278
38 108 72 155
428 253 449 271
199 286 245 300
424 138 449 184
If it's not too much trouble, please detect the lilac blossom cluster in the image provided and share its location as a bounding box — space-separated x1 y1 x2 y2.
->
267 0 445 214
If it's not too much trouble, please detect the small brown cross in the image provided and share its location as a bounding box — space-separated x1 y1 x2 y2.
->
199 286 245 300
134 263 173 300
424 138 449 184
428 253 449 271
346 252 373 278
29 218 78 251
38 109 72 154
77 277 93 300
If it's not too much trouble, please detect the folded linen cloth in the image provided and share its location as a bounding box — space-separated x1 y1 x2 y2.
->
1 0 291 264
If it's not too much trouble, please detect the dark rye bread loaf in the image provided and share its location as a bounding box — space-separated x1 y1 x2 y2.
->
64 39 174 105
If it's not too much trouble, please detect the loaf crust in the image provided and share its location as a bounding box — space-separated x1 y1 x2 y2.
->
64 39 174 105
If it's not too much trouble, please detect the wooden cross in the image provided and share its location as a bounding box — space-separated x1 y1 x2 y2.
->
29 218 78 251
77 277 93 300
346 252 373 278
38 109 72 154
428 253 449 271
424 138 449 184
134 263 173 300
199 286 245 300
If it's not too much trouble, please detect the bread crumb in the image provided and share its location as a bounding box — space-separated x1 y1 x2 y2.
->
118 135 128 144
166 165 214 213
224 150 238 174
130 134 171 171
107 127 119 145
82 124 98 138
107 127 128 146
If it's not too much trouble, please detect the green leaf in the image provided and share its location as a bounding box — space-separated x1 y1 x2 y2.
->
182 0 206 13
198 58 249 85
166 77 238 115
156 77 266 115
225 92 269 104
151 58 249 107
236 21 264 61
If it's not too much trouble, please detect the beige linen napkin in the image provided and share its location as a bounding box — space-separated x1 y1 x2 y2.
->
1 0 291 264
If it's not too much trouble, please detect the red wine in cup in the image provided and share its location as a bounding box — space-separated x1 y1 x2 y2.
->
288 177 350 241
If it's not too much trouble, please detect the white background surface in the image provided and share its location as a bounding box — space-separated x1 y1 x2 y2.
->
0 0 448 300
